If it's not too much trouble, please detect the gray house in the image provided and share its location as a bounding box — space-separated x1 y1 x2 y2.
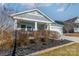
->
64 17 79 33
10 9 63 35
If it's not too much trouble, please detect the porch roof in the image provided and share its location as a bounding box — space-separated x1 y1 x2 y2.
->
10 9 54 23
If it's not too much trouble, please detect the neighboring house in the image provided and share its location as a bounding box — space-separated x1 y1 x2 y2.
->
10 9 63 35
64 17 79 33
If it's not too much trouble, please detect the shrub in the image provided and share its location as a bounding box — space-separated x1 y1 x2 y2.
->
0 31 13 50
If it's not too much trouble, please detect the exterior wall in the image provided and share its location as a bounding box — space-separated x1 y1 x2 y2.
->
74 28 79 32
74 23 79 32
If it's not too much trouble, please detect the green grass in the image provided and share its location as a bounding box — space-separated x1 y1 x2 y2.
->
36 43 79 56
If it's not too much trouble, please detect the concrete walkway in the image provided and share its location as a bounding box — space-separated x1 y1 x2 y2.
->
62 36 79 43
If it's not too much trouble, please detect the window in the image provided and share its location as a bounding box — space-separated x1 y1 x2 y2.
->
75 24 79 28
21 24 26 28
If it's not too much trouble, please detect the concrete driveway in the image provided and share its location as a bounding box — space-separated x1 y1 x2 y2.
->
62 36 79 43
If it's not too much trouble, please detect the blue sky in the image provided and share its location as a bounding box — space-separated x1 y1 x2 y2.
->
2 3 79 21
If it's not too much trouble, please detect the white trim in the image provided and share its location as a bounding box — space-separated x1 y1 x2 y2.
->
14 20 17 30
47 24 49 30
34 22 38 31
10 9 37 16
13 16 52 23
36 9 55 23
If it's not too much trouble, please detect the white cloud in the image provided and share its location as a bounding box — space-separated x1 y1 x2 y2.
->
57 7 65 12
20 3 36 9
56 4 70 12
20 3 52 9
36 3 52 7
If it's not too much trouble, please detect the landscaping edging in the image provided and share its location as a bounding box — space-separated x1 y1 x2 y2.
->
28 42 75 56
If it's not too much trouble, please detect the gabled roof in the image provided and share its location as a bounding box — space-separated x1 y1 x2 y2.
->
10 9 55 23
64 17 78 24
55 20 64 25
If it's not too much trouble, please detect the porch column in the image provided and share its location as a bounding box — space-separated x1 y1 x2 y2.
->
47 23 50 30
35 22 37 31
14 20 17 30
47 24 49 30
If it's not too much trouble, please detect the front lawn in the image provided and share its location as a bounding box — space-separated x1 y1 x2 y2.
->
37 43 79 56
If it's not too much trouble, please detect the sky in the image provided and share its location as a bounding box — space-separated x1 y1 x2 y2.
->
1 3 79 21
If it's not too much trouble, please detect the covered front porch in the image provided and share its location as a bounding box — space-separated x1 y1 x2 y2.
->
14 20 50 31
